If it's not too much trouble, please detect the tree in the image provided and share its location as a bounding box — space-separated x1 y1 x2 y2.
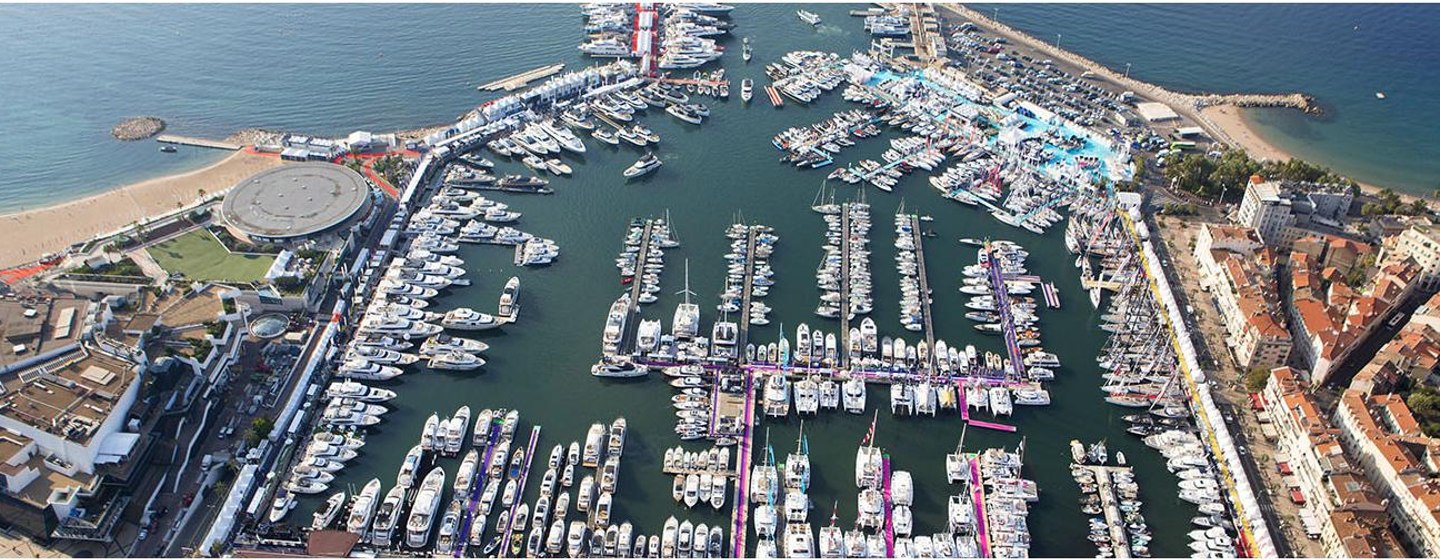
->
248 416 275 446
1243 368 1270 392
1163 154 1218 196
1406 387 1440 437
1208 149 1261 201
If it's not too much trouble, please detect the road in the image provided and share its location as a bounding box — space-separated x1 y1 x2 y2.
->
1146 212 1306 557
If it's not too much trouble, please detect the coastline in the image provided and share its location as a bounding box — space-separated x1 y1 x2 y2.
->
0 150 282 269
0 119 444 272
939 3 1409 202
0 5 1409 273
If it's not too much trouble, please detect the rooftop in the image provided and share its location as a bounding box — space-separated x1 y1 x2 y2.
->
0 350 139 446
220 162 371 240
0 297 90 371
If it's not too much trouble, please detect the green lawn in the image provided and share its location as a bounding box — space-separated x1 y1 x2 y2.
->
148 230 274 283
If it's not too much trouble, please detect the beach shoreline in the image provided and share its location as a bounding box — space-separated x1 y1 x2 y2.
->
0 150 283 269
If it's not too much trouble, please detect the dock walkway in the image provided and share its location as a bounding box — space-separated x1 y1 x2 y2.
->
478 64 565 92
838 205 853 368
456 419 504 557
619 219 656 355
156 134 241 151
910 215 937 370
735 226 760 358
1083 464 1134 558
881 455 895 557
729 371 758 556
968 456 993 557
504 426 542 543
987 243 1028 379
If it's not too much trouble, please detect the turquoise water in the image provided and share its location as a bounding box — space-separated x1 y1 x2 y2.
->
973 3 1440 191
0 4 1436 212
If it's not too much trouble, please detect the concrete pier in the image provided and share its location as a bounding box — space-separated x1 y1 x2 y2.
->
478 63 565 92
735 226 760 357
155 135 242 151
1079 464 1134 559
909 214 937 370
617 219 657 355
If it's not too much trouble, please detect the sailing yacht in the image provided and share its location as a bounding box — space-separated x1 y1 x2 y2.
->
784 425 811 492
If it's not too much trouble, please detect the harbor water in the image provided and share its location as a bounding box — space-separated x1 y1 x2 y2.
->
0 3 1282 556
292 5 1197 556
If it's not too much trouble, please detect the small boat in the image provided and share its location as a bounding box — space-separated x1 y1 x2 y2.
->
797 9 821 25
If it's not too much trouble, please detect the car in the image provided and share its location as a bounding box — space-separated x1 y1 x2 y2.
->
138 529 149 541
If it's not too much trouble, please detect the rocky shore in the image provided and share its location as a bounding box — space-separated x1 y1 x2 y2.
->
111 116 166 141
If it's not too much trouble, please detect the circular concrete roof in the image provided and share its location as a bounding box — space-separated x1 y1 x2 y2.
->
221 162 370 239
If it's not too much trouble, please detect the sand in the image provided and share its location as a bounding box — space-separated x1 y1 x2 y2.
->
0 150 282 269
1197 105 1289 162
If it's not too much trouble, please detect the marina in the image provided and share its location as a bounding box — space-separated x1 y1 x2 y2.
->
232 5 1255 559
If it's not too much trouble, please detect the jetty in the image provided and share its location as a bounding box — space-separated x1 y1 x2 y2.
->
735 226 760 356
908 214 937 370
838 204 855 368
618 219 657 355
730 370 759 556
478 63 565 92
1081 464 1134 559
763 85 784 107
456 416 504 557
155 134 242 151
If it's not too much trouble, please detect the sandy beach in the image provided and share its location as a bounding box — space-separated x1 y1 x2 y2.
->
1197 105 1290 162
0 150 282 269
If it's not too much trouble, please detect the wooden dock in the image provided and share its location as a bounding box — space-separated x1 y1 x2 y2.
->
478 63 565 92
155 135 242 151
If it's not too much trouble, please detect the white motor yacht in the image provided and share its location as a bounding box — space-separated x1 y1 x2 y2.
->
428 351 486 371
406 467 446 548
441 308 503 331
